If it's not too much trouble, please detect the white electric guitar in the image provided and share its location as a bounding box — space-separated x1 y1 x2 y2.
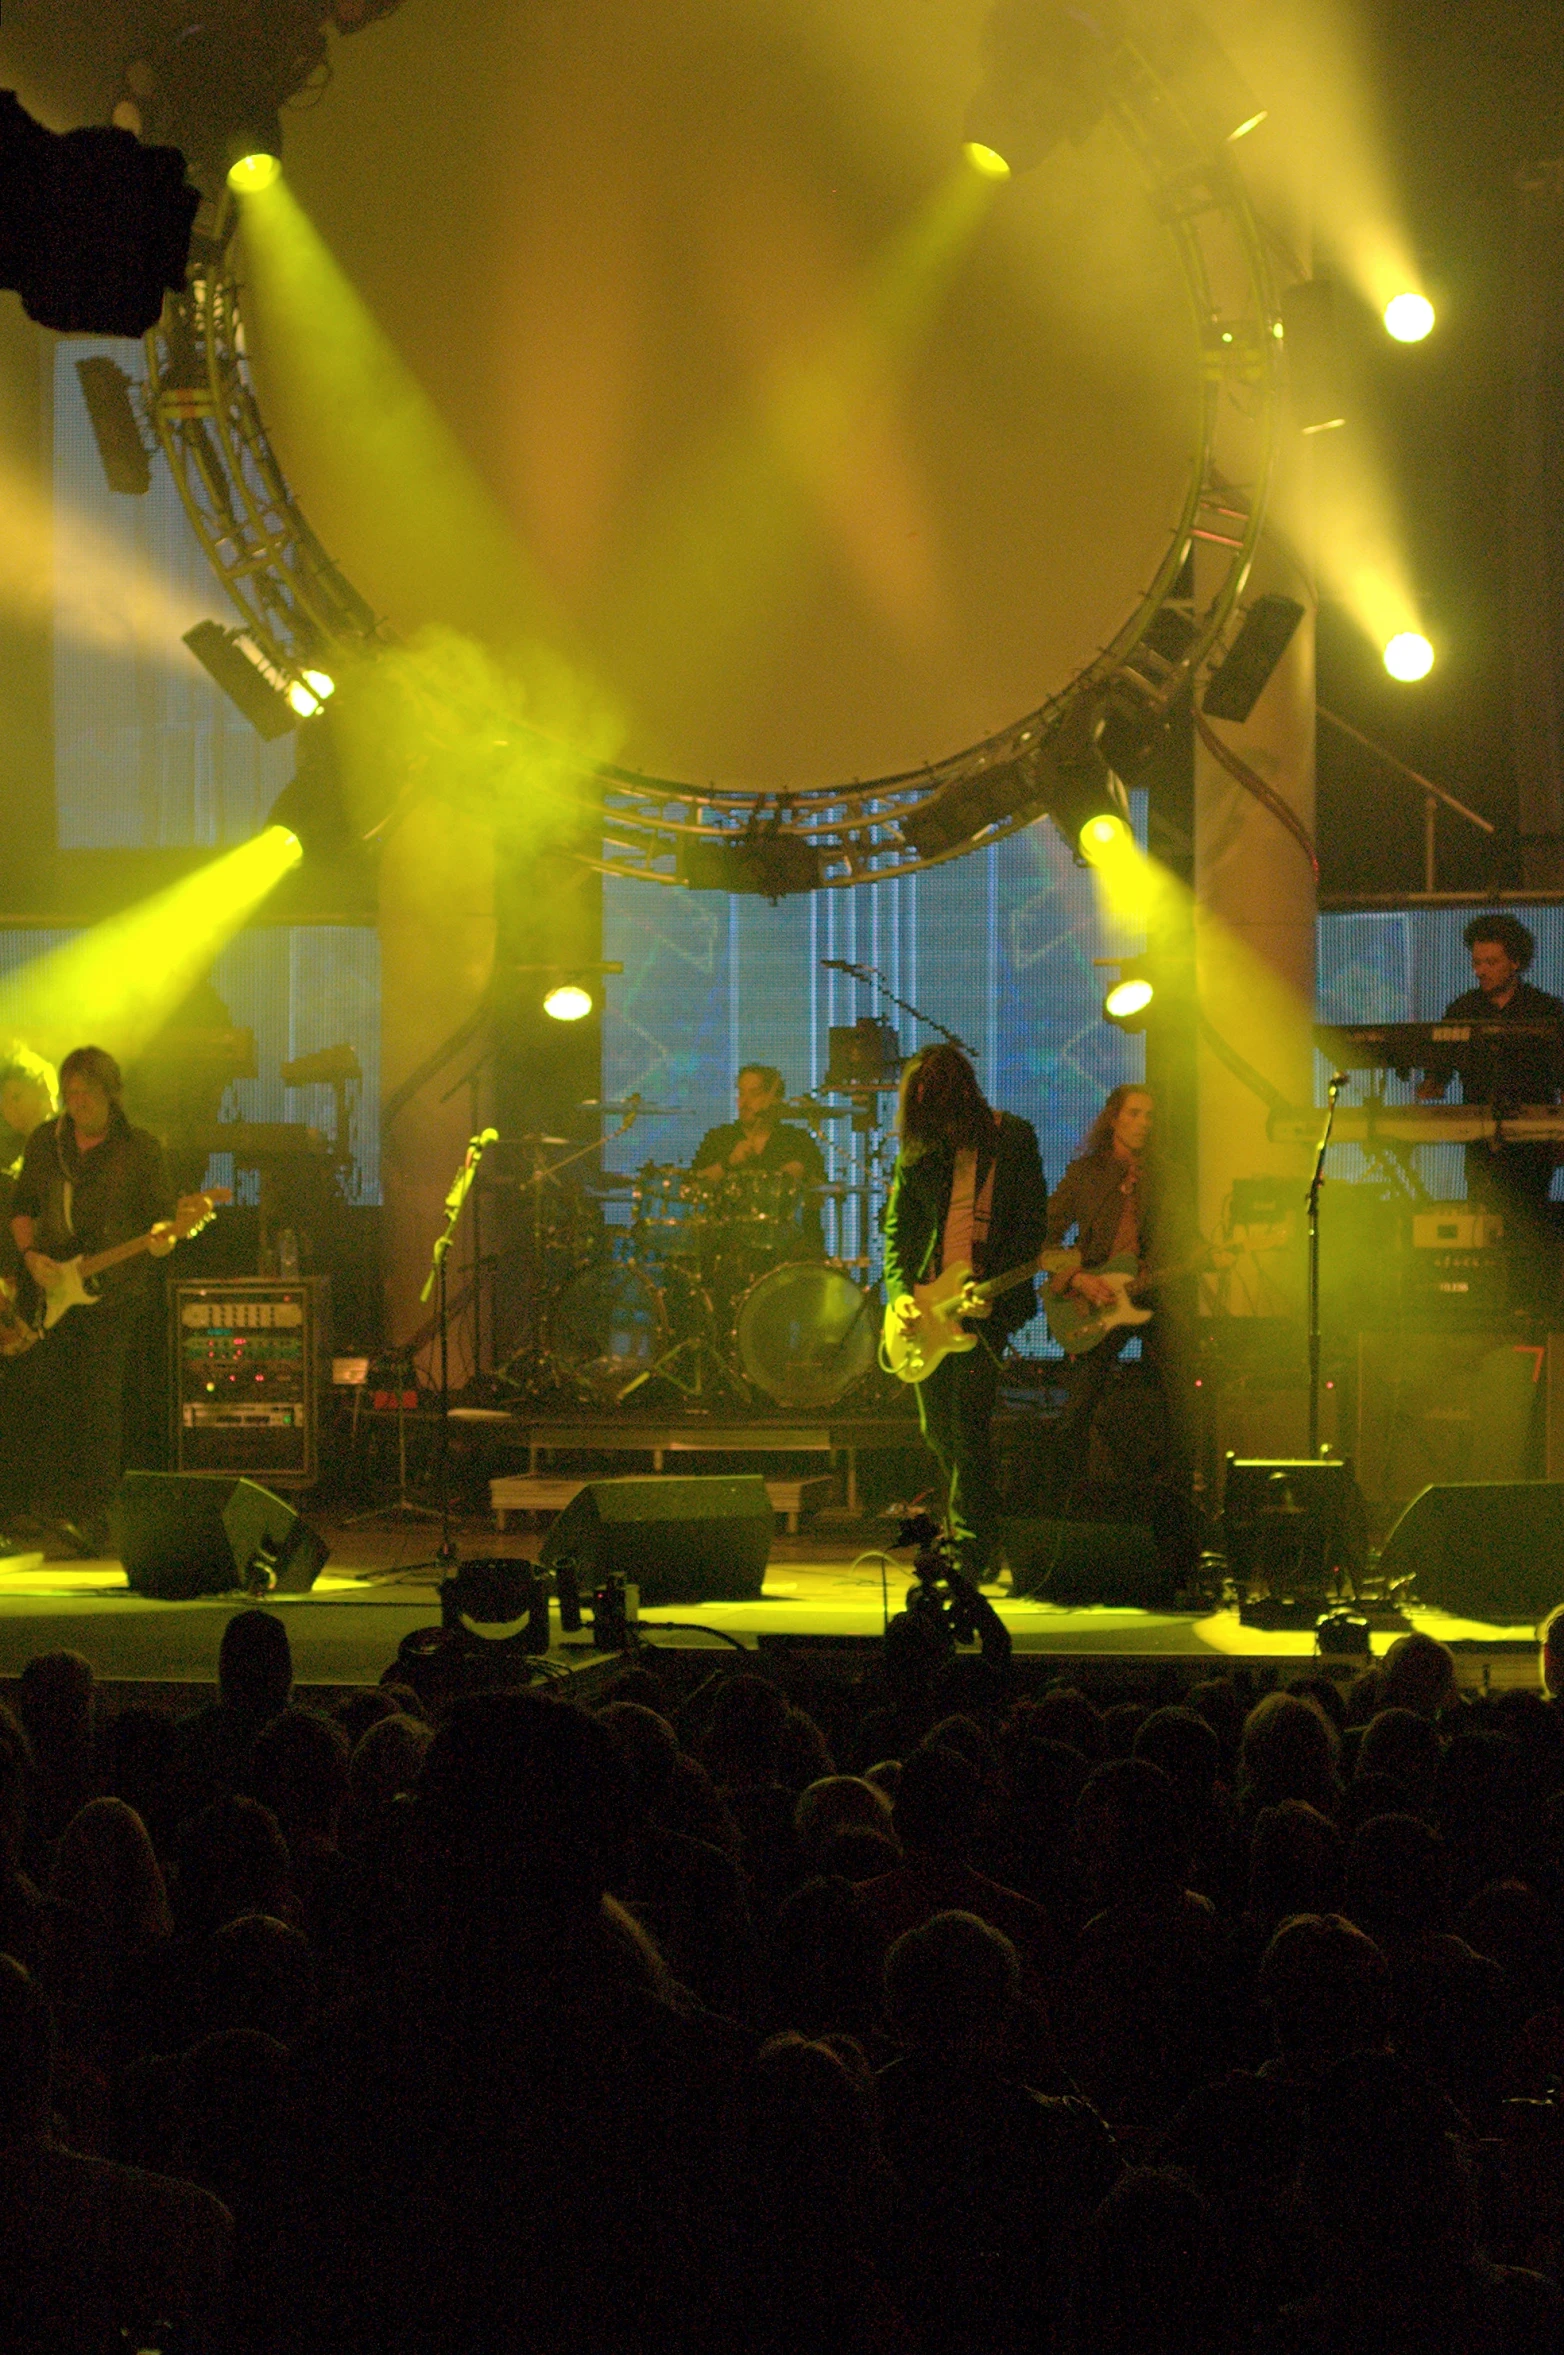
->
28 1188 232 1331
883 1247 1082 1385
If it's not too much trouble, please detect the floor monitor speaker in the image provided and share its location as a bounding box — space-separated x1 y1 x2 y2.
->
537 1474 772 1605
115 1473 330 1600
1001 1518 1170 1609
1377 1481 1564 1626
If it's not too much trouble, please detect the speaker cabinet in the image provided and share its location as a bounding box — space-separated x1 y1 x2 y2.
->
1356 1331 1543 1508
1377 1481 1564 1626
115 1472 329 1600
537 1475 773 1605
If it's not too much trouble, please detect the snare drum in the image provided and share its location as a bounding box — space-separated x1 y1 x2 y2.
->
732 1261 877 1408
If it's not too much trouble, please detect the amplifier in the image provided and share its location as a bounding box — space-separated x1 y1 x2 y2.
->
171 1277 329 1488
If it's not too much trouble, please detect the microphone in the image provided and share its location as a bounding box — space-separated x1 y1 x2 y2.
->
820 958 863 975
1330 1072 1349 1091
469 1127 499 1148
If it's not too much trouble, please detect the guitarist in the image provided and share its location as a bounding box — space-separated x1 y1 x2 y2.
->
884 1045 1047 1584
1043 1083 1196 1585
8 1045 177 1553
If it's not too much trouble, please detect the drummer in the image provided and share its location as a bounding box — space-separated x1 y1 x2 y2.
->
692 1063 827 1252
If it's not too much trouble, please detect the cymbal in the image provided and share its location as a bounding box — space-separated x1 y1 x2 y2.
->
579 1099 682 1116
808 1183 852 1200
583 1179 638 1196
782 1098 852 1120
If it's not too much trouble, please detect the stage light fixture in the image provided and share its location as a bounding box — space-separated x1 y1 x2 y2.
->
963 141 1012 179
228 149 281 193
543 983 594 1023
1383 292 1435 343
1383 632 1434 682
285 668 335 719
1102 960 1156 1032
1081 813 1133 862
1150 7 1267 146
74 357 153 496
183 620 299 740
682 827 824 898
965 0 1114 177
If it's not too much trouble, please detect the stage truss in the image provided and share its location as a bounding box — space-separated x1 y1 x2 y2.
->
144 20 1281 890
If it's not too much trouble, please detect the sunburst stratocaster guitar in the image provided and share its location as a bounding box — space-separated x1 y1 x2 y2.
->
882 1248 1082 1385
27 1187 232 1332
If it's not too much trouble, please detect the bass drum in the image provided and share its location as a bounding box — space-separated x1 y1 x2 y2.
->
733 1261 877 1408
550 1261 667 1399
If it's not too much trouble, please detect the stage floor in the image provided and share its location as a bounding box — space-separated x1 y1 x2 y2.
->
0 1522 1542 1693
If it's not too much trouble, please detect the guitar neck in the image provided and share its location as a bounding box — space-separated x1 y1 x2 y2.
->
77 1231 164 1282
972 1247 1079 1304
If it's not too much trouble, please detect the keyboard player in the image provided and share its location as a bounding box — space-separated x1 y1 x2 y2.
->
1415 914 1564 1258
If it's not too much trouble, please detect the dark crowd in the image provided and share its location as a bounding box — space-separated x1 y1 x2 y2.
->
5 1611 1564 2353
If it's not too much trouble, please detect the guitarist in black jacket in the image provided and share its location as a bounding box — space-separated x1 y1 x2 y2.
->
883 1046 1047 1583
1043 1083 1198 1586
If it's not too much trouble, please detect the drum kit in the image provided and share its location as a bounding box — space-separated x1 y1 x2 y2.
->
527 1098 882 1410
493 985 971 1413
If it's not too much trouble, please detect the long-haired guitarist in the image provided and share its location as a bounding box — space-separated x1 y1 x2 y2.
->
1043 1082 1197 1583
883 1045 1047 1583
7 1045 179 1551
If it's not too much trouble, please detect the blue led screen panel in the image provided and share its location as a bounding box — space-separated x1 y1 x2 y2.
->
603 809 1147 1357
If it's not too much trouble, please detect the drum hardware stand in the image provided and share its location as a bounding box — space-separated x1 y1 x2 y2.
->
400 1128 500 1571
490 1106 647 1399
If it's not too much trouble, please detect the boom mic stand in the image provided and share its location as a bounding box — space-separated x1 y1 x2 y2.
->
413 1127 498 1570
1306 1072 1347 1458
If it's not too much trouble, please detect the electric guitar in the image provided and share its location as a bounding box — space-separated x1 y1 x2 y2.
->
1043 1243 1232 1358
27 1188 232 1332
882 1247 1082 1385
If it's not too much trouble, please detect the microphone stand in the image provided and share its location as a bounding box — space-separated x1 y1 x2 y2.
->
418 1128 498 1569
1306 1073 1347 1459
819 958 978 1057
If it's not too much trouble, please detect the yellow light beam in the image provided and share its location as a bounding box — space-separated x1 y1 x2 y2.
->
234 174 556 648
597 152 1005 710
0 828 302 1067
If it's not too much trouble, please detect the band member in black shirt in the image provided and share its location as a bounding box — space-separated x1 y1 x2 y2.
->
692 1064 825 1187
692 1062 827 1257
883 1045 1048 1583
9 1045 177 1551
1416 913 1564 1246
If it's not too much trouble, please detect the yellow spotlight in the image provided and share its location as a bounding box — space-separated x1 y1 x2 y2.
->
285 668 335 719
228 151 281 195
543 983 594 1023
1383 292 1435 343
963 141 1012 180
1383 631 1434 682
1080 813 1133 863
1228 109 1268 142
1104 976 1154 1023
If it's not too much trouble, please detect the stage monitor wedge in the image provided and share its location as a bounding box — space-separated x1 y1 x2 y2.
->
116 1472 329 1601
538 1475 772 1606
1377 1481 1564 1626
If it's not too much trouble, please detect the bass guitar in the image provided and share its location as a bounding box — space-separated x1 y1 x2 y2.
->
882 1247 1082 1385
1043 1243 1231 1359
27 1188 232 1333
